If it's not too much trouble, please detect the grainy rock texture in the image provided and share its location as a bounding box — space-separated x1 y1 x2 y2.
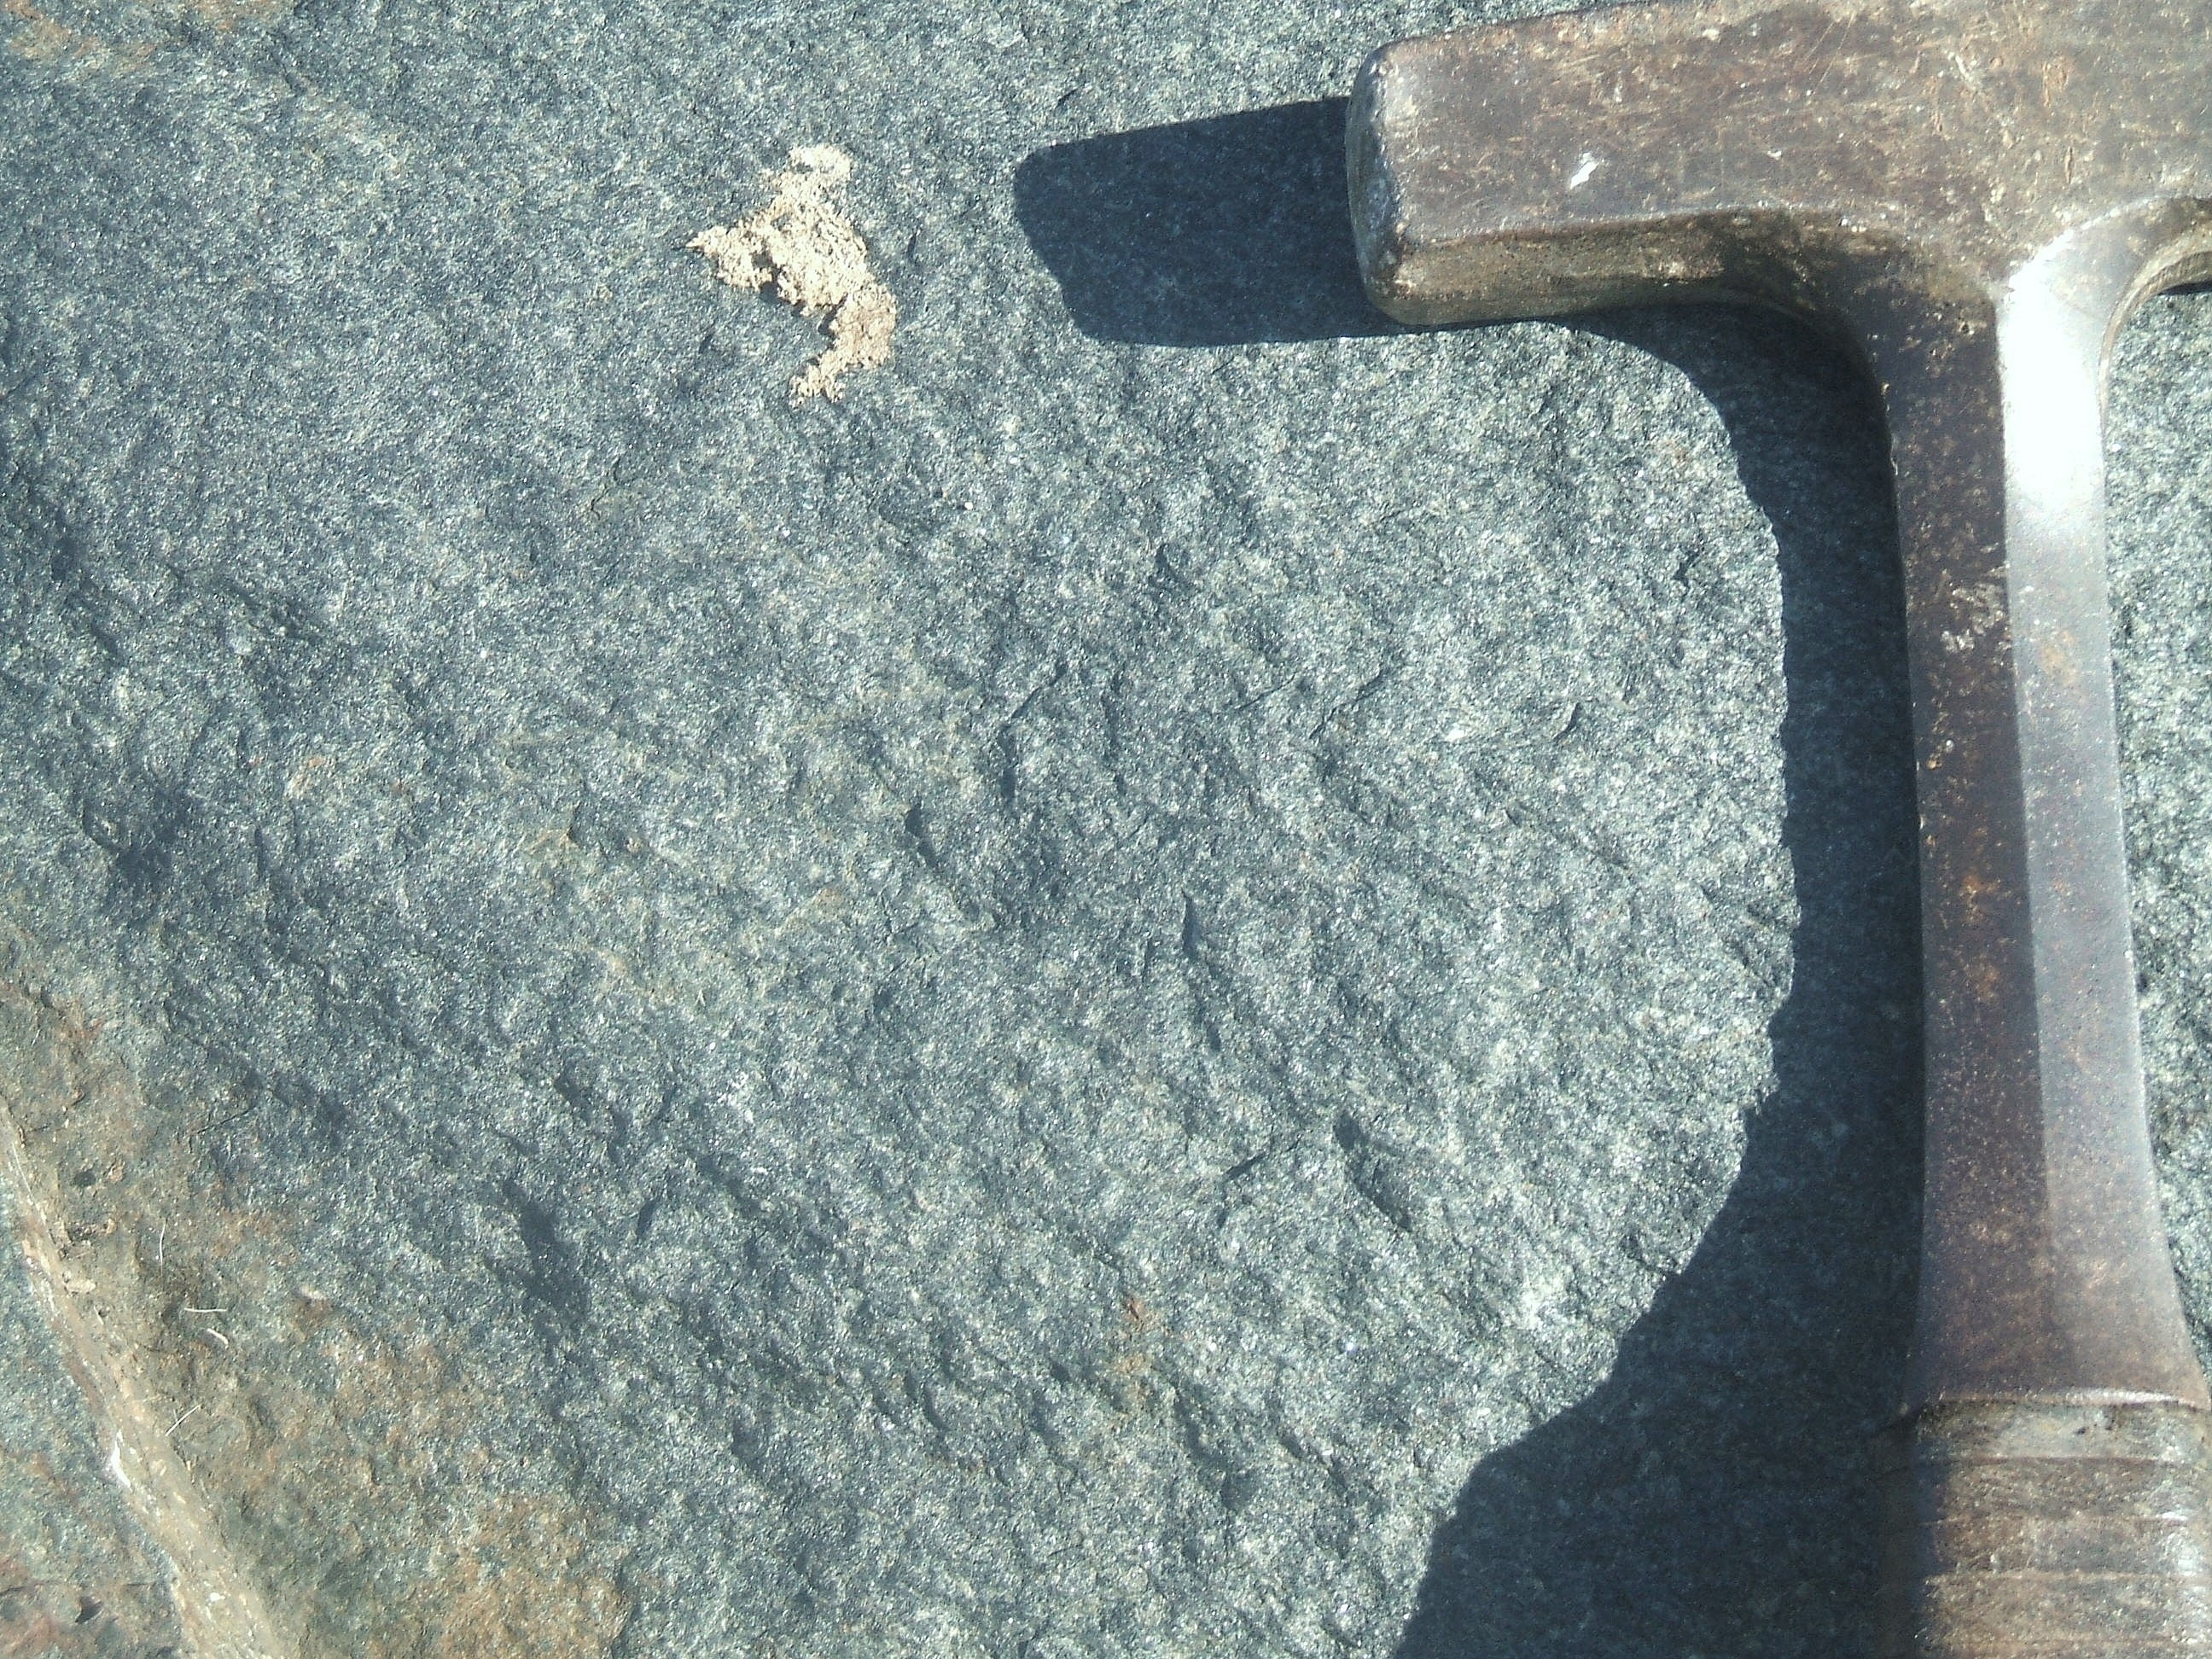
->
1 0 2210 1656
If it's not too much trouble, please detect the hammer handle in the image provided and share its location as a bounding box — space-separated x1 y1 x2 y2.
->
1877 1400 2212 1657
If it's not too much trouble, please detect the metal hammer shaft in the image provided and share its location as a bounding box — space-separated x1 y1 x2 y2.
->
1344 3 2212 1648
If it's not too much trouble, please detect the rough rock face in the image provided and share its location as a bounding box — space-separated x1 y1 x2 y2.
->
2 0 2210 1655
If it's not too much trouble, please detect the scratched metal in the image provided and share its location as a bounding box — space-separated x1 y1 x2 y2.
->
1348 2 2212 1651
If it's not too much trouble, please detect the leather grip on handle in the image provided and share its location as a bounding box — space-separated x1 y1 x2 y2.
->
1877 1400 2212 1657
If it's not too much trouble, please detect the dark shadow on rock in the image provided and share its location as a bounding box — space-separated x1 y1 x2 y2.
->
1014 99 1399 346
1392 306 1924 1657
1018 99 1924 1651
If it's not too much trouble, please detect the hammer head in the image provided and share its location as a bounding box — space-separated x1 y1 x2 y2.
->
1348 5 2212 1653
1348 0 2212 331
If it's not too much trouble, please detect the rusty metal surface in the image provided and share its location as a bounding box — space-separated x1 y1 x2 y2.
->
1348 0 2212 1649
1876 1400 2212 1657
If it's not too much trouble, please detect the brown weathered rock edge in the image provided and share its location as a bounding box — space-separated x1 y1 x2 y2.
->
0 987 290 1659
0 965 633 1658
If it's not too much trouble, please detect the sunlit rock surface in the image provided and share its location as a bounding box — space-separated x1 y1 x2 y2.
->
3 1 2211 1652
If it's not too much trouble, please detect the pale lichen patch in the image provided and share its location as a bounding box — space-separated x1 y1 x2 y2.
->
690 145 898 404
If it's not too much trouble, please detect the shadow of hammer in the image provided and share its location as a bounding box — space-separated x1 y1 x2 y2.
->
1347 3 2212 1653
